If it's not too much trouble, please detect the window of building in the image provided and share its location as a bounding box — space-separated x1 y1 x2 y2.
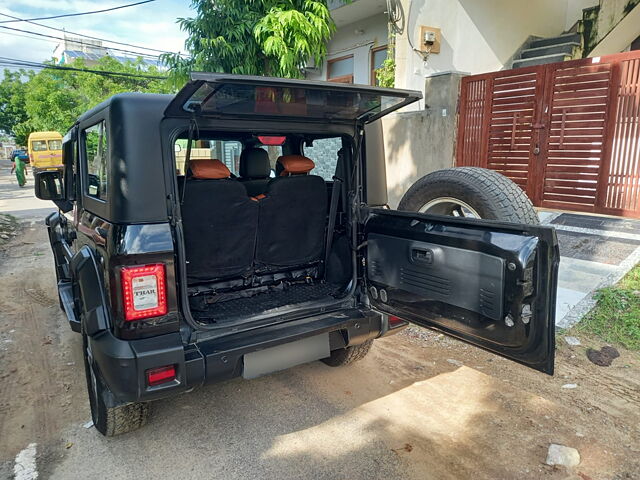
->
327 55 354 83
371 45 388 85
84 121 108 201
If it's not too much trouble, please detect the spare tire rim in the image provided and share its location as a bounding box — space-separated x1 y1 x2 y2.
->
418 197 481 218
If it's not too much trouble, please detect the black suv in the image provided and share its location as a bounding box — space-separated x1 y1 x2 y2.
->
34 74 559 436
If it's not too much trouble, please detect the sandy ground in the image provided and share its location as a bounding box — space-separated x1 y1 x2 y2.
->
0 223 638 480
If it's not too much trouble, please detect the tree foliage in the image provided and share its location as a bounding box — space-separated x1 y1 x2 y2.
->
0 57 170 145
0 69 33 144
162 0 335 82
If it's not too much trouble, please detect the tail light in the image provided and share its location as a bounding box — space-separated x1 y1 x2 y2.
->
146 365 176 386
120 264 167 321
388 315 405 327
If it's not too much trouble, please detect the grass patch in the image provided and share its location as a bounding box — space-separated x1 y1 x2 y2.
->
574 263 640 350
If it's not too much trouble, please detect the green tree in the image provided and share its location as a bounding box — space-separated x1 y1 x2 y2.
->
0 69 34 145
0 57 170 144
163 0 335 82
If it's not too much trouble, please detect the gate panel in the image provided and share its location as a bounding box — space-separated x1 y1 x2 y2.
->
539 62 613 210
486 68 544 195
456 50 640 218
603 57 640 214
457 75 489 167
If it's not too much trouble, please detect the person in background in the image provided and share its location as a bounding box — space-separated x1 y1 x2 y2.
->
10 148 29 187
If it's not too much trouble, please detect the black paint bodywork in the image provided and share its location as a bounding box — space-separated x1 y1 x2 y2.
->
364 209 559 374
40 76 559 408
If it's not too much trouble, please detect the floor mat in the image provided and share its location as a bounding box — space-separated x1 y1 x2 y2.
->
191 282 340 324
556 230 640 265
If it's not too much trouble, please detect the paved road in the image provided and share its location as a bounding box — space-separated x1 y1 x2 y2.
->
1 161 639 479
0 160 56 222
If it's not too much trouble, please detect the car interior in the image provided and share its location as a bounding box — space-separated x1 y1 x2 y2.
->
175 132 355 326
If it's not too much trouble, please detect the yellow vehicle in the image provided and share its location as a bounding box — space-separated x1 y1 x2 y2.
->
28 131 63 172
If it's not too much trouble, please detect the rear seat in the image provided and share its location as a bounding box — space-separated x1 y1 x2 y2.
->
238 147 272 197
181 159 258 284
255 155 328 271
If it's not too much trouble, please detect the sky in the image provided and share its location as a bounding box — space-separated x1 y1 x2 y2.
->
0 0 195 65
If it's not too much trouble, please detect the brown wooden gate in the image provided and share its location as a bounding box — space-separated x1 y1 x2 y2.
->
456 50 640 218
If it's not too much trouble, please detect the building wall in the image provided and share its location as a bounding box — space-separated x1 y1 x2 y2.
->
587 0 640 56
566 0 600 30
306 13 388 85
394 0 596 95
382 72 464 208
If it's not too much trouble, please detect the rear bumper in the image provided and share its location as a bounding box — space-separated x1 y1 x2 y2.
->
33 165 63 172
90 308 405 403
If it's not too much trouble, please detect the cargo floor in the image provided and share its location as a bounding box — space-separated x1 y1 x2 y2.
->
189 281 341 325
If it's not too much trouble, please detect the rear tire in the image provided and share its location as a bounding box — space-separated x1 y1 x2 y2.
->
322 339 374 367
398 167 539 224
82 332 149 436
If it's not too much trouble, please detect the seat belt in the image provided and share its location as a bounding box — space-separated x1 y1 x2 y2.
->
322 175 342 279
180 117 197 204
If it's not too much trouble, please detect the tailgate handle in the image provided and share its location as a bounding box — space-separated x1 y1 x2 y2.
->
411 247 433 264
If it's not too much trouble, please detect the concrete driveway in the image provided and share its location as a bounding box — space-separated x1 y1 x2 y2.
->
0 160 56 222
539 210 640 328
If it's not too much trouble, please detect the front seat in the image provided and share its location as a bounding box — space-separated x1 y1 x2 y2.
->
238 147 272 197
181 159 259 283
255 155 327 271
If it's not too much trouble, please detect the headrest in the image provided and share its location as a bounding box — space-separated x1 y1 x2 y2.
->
239 148 271 179
277 155 315 176
190 159 230 179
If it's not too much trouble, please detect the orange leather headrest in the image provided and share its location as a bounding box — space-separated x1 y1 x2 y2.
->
277 155 315 176
190 159 230 179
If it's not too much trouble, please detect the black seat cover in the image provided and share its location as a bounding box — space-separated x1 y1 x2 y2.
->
239 147 272 197
256 155 327 270
181 159 258 283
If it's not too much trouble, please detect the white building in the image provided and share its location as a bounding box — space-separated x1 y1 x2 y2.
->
309 0 640 95
53 35 164 69
310 0 640 206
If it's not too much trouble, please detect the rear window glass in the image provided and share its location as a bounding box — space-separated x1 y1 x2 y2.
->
31 140 48 151
184 82 407 122
48 140 62 151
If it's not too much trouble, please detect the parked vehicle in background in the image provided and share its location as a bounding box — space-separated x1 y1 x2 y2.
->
33 73 560 436
28 131 63 172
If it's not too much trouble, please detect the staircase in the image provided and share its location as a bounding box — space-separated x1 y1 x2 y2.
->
512 33 583 69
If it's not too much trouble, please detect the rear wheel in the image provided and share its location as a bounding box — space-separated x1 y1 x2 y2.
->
82 332 149 436
322 339 374 367
398 167 539 224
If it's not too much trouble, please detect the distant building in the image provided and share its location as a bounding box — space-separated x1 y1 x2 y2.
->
53 35 164 69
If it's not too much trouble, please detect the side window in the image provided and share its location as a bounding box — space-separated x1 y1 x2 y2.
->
175 139 243 176
303 137 342 181
214 140 242 175
83 121 108 201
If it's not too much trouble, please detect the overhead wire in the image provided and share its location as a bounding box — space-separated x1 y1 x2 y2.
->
0 12 187 57
0 0 157 24
0 25 163 60
0 56 167 80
